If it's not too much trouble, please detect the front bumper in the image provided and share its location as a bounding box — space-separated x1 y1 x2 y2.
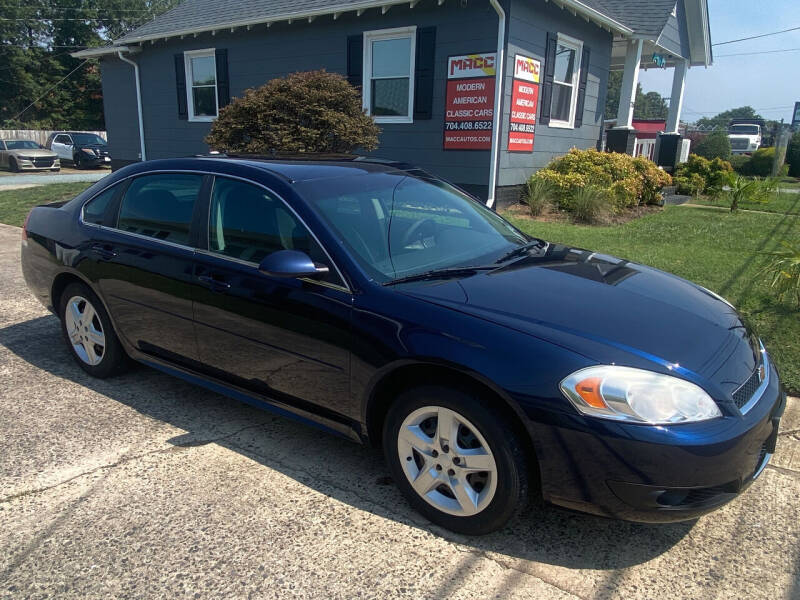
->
16 157 60 170
77 153 111 166
525 361 785 522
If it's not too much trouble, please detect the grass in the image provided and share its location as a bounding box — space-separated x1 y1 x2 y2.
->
503 205 800 395
0 182 90 227
691 191 800 215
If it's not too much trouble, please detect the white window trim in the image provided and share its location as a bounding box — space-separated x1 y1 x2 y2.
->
362 26 416 124
184 48 218 122
548 33 583 129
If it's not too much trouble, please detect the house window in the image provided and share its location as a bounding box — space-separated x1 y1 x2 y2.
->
184 49 218 121
363 26 416 123
549 34 583 128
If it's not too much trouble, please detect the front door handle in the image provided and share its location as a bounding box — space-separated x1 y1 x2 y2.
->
197 274 232 291
91 244 117 259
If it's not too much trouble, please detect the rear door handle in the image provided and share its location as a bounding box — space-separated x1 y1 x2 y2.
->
197 275 231 291
91 244 117 259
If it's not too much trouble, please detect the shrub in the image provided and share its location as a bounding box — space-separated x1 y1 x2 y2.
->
743 147 775 177
763 240 800 307
674 154 733 196
728 154 750 174
205 70 380 154
691 130 732 161
525 149 670 215
569 185 610 224
787 132 800 177
521 177 554 216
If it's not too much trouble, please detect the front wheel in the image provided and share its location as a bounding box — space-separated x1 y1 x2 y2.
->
59 282 127 378
73 154 82 169
383 386 529 535
9 157 19 172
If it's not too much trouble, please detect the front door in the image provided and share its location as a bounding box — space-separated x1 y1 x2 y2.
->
191 176 353 418
51 134 73 161
90 172 206 364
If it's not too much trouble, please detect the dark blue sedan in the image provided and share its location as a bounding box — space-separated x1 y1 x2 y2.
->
20 156 785 535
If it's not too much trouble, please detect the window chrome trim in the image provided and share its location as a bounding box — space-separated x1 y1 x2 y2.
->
78 169 352 294
737 341 770 416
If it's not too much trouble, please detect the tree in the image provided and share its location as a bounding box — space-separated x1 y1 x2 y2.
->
205 71 381 155
695 106 764 130
0 0 180 130
692 130 732 161
604 71 669 121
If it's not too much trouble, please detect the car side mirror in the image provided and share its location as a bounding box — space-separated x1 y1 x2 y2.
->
258 249 329 279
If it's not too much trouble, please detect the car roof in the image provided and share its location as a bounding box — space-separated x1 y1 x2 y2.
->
190 155 427 183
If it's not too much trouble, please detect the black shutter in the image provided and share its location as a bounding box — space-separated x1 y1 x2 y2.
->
539 32 557 126
215 48 230 109
347 34 363 91
175 53 188 120
573 46 590 128
413 26 436 120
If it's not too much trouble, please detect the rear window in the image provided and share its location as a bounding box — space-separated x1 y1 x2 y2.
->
116 174 203 245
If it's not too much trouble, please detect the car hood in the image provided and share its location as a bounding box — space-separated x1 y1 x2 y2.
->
9 148 57 157
398 242 759 395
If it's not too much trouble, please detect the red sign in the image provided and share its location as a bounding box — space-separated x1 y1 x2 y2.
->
444 53 496 151
507 54 541 153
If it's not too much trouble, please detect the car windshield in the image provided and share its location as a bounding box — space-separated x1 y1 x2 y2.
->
72 133 107 145
298 172 529 283
729 125 759 135
6 140 41 150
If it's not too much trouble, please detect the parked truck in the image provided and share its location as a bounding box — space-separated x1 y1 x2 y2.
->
728 119 764 154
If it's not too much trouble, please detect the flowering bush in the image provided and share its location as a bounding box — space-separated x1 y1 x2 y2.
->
525 149 671 218
674 154 733 196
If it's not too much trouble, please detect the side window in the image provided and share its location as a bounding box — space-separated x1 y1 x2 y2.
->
116 174 203 244
82 185 118 225
209 177 344 286
56 135 71 145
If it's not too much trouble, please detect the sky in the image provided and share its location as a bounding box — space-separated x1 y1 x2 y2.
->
637 0 800 123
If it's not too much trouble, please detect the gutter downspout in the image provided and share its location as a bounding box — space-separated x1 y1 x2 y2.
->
486 0 506 208
117 50 146 162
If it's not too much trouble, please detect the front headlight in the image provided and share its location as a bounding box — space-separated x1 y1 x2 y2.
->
560 366 722 424
81 148 97 156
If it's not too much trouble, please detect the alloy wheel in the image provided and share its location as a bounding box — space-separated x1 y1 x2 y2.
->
64 295 106 366
396 405 498 517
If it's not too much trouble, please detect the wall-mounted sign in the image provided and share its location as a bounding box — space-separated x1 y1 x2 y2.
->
444 53 496 151
507 54 541 153
652 53 666 68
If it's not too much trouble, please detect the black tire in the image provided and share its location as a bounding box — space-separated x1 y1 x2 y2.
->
73 153 82 169
9 157 19 172
58 282 128 378
383 385 529 535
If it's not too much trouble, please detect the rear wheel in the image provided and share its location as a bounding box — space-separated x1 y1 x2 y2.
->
383 385 529 535
9 157 19 172
58 282 127 378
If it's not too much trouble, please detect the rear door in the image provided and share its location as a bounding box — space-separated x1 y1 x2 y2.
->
88 172 208 364
191 175 353 415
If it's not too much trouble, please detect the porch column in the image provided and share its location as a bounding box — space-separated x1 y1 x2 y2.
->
665 59 688 134
615 39 643 128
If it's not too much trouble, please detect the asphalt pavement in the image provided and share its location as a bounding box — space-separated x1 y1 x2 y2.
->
1 222 799 599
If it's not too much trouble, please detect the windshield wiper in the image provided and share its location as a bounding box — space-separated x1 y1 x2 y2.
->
383 266 495 286
494 241 545 264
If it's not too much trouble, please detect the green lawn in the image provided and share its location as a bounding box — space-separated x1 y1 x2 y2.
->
692 191 800 215
503 205 800 395
0 182 90 227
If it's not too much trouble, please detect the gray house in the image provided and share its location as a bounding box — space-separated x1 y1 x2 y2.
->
75 0 712 206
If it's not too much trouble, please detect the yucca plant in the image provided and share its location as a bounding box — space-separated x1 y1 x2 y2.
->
726 175 777 212
763 240 800 307
521 176 554 216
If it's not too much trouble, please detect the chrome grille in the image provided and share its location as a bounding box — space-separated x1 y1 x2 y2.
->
730 138 749 150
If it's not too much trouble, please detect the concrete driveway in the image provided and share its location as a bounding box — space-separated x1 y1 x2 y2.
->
1 222 799 600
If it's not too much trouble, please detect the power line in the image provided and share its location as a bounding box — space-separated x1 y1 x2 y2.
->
715 47 800 57
7 59 90 122
713 25 800 46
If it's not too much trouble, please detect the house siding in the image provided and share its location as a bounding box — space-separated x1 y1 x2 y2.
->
498 0 612 188
657 0 690 59
101 1 500 196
